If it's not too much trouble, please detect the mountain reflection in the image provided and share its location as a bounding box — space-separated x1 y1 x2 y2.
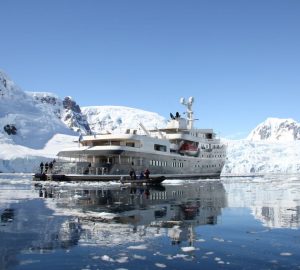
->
223 176 300 229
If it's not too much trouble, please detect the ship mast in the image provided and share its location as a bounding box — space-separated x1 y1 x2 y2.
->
180 97 194 130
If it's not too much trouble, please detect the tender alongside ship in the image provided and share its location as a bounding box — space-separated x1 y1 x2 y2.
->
45 97 226 181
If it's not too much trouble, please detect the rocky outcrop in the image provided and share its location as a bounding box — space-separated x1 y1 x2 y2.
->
62 96 91 134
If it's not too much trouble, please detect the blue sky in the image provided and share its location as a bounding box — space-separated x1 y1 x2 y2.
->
1 0 300 139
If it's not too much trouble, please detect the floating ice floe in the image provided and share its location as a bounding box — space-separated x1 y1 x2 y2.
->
133 254 147 260
170 254 188 259
212 237 225 242
127 244 148 250
280 252 293 256
155 263 167 268
181 246 196 252
116 257 128 263
101 255 115 262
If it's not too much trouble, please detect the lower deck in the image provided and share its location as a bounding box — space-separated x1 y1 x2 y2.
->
56 150 226 177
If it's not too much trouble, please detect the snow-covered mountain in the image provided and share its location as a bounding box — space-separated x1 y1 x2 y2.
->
1 69 300 175
222 139 300 174
0 71 75 149
0 70 91 148
224 118 300 174
82 106 167 134
0 70 92 172
247 117 300 142
28 92 91 134
0 70 168 172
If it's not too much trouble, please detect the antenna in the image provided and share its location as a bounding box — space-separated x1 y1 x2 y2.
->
180 96 195 129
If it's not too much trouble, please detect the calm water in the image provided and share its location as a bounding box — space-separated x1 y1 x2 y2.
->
0 174 300 270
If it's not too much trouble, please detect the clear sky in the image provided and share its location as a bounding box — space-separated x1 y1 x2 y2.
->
1 0 299 139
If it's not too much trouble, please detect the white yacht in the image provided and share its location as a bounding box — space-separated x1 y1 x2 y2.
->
56 97 227 179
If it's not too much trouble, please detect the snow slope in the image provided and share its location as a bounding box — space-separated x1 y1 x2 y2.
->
225 118 300 174
0 134 77 173
223 139 300 174
82 106 167 134
247 117 300 142
0 70 89 172
0 71 77 149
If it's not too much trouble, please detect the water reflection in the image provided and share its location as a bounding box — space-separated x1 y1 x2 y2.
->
1 175 300 270
223 175 300 228
34 181 227 247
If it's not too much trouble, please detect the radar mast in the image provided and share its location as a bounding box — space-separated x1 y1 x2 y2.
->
180 97 195 130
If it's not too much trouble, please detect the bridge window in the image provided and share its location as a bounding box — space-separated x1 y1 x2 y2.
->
126 142 135 147
154 144 167 152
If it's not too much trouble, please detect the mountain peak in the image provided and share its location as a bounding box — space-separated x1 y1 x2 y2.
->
247 118 300 142
0 70 91 148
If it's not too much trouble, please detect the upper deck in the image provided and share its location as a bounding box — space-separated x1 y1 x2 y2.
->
58 96 226 158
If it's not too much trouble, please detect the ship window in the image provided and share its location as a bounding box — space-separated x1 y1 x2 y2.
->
206 133 213 139
126 142 135 147
111 141 120 145
154 144 167 152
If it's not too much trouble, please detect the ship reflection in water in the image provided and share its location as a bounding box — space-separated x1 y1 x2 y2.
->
1 175 300 270
35 181 227 247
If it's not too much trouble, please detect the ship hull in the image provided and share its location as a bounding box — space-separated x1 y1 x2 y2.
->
55 149 225 180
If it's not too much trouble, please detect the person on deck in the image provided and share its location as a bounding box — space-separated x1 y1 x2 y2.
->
40 162 44 174
44 162 49 173
144 168 150 179
48 162 53 173
129 168 136 180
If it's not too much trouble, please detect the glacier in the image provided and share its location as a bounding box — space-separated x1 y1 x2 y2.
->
223 139 300 174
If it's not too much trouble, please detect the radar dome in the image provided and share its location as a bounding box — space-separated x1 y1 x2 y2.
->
188 97 194 104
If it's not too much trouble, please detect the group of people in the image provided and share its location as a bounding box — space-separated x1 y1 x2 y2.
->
129 168 150 180
39 159 56 174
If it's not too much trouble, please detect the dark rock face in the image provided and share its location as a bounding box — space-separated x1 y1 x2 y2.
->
30 94 91 135
62 97 91 134
37 96 58 106
3 124 17 135
63 97 81 113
